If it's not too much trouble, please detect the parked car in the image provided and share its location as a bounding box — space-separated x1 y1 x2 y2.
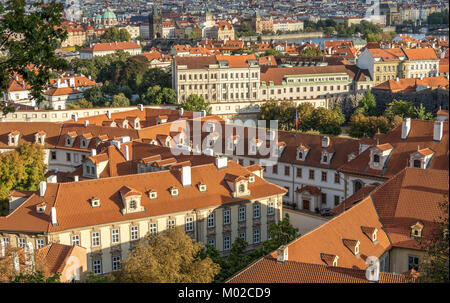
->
320 208 333 216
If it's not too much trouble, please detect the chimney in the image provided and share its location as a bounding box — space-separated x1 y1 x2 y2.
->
321 136 330 148
179 107 184 117
74 175 79 182
124 144 130 161
181 164 191 187
401 118 411 140
84 120 89 127
72 113 78 122
51 207 58 226
39 181 47 197
433 120 443 141
91 149 97 156
106 110 111 120
137 104 144 111
395 77 399 82
215 156 228 169
200 110 206 117
47 175 57 183
276 245 288 264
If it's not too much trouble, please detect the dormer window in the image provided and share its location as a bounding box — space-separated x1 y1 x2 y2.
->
148 190 157 200
36 203 46 213
129 200 137 209
66 138 71 145
323 155 328 163
343 239 361 257
8 131 20 146
170 187 179 197
119 186 144 215
411 222 423 239
413 159 421 168
373 154 380 163
249 175 255 183
239 184 245 193
198 183 207 192
362 226 378 244
298 151 303 159
91 198 100 208
35 131 46 145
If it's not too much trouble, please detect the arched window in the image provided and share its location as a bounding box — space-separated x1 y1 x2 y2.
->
413 160 421 168
354 180 363 193
239 184 245 193
129 200 137 209
298 151 303 159
373 154 380 163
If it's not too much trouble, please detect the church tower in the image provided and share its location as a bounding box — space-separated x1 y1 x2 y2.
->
149 4 162 39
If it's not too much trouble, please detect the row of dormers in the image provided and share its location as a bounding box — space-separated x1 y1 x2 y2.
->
319 226 379 267
7 130 47 146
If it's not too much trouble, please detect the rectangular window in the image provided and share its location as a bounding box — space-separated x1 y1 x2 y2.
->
253 204 260 219
334 173 341 184
309 169 315 180
321 171 327 182
223 210 231 225
167 219 176 229
268 201 275 215
66 153 71 162
185 217 194 232
51 151 56 160
207 212 215 228
91 232 100 247
131 226 139 241
238 207 246 222
224 236 231 251
72 235 80 246
207 239 215 247
18 238 26 248
111 229 120 244
296 167 302 178
321 193 327 205
272 164 278 174
334 195 340 206
253 229 260 244
149 223 157 235
36 239 45 249
408 256 419 271
92 259 102 275
239 232 246 241
112 256 121 272
284 165 290 176
3 237 10 246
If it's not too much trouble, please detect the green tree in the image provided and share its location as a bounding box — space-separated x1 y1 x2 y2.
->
262 49 283 57
310 107 343 136
97 27 131 43
385 99 414 119
299 47 323 57
262 213 299 253
138 68 172 94
356 90 378 116
14 143 46 192
66 98 94 109
83 86 107 107
0 151 24 214
418 196 449 283
181 95 212 114
412 103 433 120
109 93 130 107
0 0 68 114
13 272 60 283
142 85 177 105
349 113 392 138
114 227 220 283
113 55 149 90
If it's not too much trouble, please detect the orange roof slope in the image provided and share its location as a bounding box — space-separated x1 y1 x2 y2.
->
268 197 391 270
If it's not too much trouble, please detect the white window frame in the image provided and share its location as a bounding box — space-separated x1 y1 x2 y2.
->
18 238 26 248
149 222 157 235
185 217 194 232
111 229 120 244
253 204 261 219
130 226 139 241
91 232 100 247
239 232 246 241
167 219 176 229
72 235 80 246
223 210 231 225
36 239 45 249
238 207 246 222
207 239 215 247
112 256 121 272
268 201 275 215
207 212 215 228
224 236 231 250
92 259 102 275
253 229 260 244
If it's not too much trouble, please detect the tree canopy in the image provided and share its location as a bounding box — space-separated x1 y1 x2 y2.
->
181 95 212 114
0 0 68 114
97 26 131 43
114 227 220 283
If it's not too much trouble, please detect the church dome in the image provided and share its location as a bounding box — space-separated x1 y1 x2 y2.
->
102 9 116 20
